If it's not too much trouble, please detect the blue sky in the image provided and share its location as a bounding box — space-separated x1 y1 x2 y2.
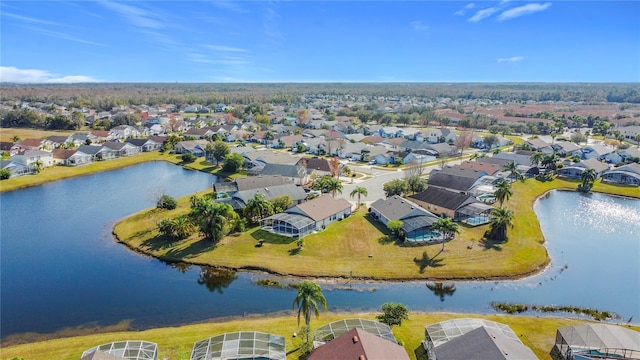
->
1 1 638 83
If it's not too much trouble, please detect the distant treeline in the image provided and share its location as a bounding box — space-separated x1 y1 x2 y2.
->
1 83 639 111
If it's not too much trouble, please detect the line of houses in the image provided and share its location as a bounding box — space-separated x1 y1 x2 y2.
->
78 319 640 360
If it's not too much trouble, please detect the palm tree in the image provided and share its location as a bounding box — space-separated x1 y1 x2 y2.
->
33 160 44 174
292 280 327 328
488 207 514 241
431 217 459 253
493 179 512 207
349 186 368 208
579 168 598 192
502 161 519 182
316 176 342 198
635 133 640 148
529 152 545 168
541 152 560 174
243 193 274 223
190 197 237 242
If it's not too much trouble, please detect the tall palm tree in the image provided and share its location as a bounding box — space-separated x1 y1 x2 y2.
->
243 193 274 223
431 217 459 253
541 152 560 174
529 152 545 168
494 179 512 207
502 161 519 182
292 280 327 328
579 168 598 192
488 207 514 241
324 176 343 198
349 186 368 208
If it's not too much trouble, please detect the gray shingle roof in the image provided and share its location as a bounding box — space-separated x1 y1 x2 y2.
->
428 173 479 192
369 196 431 221
232 183 307 207
409 187 477 211
434 326 538 360
258 163 306 178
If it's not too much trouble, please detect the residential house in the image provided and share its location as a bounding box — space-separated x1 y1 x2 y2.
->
360 145 389 163
0 142 14 155
88 130 111 143
601 163 640 186
184 127 216 139
218 183 307 211
340 142 368 160
525 138 553 153
260 195 352 238
618 147 640 163
297 157 333 178
582 144 614 160
423 142 457 157
69 133 90 147
109 125 141 140
43 135 70 149
52 149 92 166
551 141 582 157
398 127 423 141
409 186 492 225
0 159 31 177
458 160 502 176
12 149 54 169
309 327 409 360
557 158 610 179
380 126 402 138
126 137 163 152
103 141 141 157
471 134 512 149
552 324 640 360
250 163 307 185
427 167 487 195
275 134 304 149
242 149 299 167
368 196 440 242
14 138 44 152
424 318 538 360
619 125 640 142
213 175 293 196
402 152 436 165
174 140 209 156
424 128 456 144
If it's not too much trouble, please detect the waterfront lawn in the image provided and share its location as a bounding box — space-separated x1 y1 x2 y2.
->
114 175 638 280
2 312 637 360
115 190 548 280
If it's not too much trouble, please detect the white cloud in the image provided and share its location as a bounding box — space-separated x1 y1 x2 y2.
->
264 5 284 42
498 3 552 21
21 25 105 46
468 7 500 22
99 1 163 29
497 56 524 63
411 20 429 31
0 66 100 83
2 12 64 27
204 45 249 53
454 3 476 16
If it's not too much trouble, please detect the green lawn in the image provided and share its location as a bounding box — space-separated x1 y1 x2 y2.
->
2 312 637 360
114 176 638 280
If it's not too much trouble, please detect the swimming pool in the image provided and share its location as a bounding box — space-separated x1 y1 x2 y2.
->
406 231 442 243
463 216 490 226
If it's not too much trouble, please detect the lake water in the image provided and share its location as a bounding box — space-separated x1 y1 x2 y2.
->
1 165 639 339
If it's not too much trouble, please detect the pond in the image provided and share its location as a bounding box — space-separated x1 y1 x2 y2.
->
1 165 638 339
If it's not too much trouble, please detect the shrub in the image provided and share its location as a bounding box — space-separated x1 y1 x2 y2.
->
157 194 178 210
0 169 11 180
181 152 197 163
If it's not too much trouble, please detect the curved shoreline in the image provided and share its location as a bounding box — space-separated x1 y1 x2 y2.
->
111 178 637 282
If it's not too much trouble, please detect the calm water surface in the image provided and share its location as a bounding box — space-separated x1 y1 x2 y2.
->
1 166 639 338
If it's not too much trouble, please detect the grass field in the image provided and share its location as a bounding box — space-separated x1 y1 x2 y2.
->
114 176 638 281
0 128 78 142
2 312 638 360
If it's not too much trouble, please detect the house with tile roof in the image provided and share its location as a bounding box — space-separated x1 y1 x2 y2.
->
309 327 409 360
260 195 352 238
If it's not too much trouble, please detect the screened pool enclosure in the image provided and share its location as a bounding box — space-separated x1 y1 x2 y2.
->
81 340 158 360
190 331 286 360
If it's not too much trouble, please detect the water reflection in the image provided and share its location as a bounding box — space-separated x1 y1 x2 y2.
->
197 267 238 294
426 282 457 302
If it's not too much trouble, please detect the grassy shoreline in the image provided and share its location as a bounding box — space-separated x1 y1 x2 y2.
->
113 174 637 281
2 312 638 360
